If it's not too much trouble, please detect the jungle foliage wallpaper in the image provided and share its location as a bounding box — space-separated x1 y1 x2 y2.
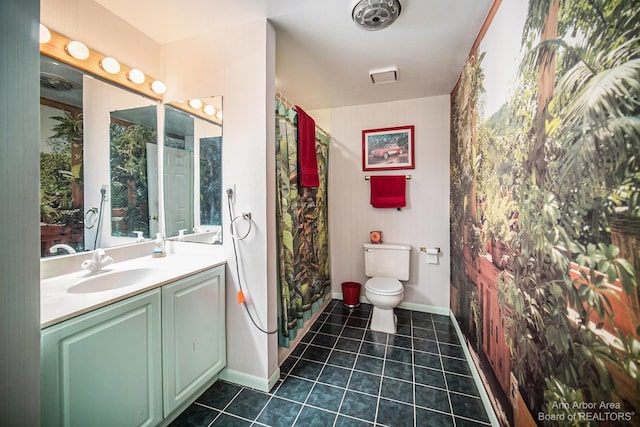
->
450 0 639 425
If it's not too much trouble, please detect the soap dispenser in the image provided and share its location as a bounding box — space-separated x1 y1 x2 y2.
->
152 233 166 258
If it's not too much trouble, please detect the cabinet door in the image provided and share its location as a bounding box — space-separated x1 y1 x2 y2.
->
162 266 226 416
41 289 162 427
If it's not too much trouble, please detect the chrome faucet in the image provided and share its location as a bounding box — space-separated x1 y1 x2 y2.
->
49 244 76 255
81 248 114 273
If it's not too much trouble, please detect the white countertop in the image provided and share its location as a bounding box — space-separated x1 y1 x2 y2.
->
41 241 226 329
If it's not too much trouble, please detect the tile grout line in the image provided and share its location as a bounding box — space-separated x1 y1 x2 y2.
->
434 314 458 427
294 302 348 427
372 328 389 426
290 303 343 426
411 312 418 427
332 304 373 427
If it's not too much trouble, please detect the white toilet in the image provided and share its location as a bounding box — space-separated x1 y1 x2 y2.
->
363 243 411 334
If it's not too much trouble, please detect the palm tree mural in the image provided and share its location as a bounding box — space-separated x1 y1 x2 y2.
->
452 0 639 424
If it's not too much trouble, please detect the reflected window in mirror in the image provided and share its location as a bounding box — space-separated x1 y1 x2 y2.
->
109 106 158 240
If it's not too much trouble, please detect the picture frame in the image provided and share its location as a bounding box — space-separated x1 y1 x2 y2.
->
362 125 415 171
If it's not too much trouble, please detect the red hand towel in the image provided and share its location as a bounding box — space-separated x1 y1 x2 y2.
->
296 105 319 188
370 175 406 208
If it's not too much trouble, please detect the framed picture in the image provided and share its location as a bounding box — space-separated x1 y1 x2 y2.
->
362 125 415 171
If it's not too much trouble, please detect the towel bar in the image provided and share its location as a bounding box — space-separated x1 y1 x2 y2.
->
364 175 411 180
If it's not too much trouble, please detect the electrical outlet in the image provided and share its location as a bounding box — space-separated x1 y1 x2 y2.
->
225 184 236 204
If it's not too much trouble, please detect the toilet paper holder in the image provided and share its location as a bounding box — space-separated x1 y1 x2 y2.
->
420 247 440 253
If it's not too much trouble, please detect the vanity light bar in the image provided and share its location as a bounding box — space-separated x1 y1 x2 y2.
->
39 26 164 101
169 101 222 126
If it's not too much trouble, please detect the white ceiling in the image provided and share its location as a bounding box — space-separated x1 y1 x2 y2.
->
95 0 493 110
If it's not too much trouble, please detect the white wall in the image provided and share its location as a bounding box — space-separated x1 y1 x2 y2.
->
313 96 451 310
164 21 279 390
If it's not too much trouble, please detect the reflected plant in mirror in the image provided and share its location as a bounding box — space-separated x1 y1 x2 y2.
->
40 57 85 256
200 136 222 226
109 107 157 239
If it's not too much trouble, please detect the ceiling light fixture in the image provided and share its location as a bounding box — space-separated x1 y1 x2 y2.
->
352 0 402 31
127 68 145 84
65 40 90 60
369 66 398 84
39 24 51 44
151 80 166 95
100 57 120 74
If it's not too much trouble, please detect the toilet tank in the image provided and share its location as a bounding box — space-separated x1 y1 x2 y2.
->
363 243 411 281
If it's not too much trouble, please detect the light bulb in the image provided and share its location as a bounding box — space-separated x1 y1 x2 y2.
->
100 57 120 74
203 104 215 116
151 80 166 95
188 99 202 109
127 68 145 84
39 24 51 44
66 41 89 60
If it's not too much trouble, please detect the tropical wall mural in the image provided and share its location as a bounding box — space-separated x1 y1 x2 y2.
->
450 1 639 425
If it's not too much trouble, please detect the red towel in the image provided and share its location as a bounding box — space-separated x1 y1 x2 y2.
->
370 175 406 208
296 105 319 188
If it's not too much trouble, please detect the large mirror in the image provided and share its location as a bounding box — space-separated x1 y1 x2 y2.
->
163 101 222 239
39 55 159 257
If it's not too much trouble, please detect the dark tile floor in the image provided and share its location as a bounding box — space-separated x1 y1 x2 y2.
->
170 299 492 427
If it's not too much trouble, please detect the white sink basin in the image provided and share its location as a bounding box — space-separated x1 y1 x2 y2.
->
68 268 154 294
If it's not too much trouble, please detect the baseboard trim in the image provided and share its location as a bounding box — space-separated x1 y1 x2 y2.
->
449 309 500 427
331 292 449 316
218 367 280 393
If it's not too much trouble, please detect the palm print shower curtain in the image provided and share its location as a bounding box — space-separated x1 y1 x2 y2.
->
275 99 331 347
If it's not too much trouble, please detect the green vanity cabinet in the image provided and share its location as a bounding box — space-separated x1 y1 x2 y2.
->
41 289 163 427
162 265 226 416
41 265 226 426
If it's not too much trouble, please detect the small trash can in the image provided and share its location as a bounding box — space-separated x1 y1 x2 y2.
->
342 281 361 308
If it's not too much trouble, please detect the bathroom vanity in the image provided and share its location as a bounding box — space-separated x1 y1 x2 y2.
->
40 242 226 426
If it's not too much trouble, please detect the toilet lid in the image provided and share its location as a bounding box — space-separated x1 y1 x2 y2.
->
365 277 403 295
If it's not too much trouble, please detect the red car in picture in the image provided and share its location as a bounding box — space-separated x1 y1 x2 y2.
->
370 143 405 159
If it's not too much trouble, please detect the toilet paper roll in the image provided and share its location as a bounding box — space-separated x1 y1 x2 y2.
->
426 248 439 265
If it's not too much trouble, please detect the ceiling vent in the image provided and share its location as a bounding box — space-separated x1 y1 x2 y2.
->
369 67 398 84
40 73 74 91
352 0 402 31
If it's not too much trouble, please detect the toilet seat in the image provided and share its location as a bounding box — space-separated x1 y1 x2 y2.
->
365 277 403 295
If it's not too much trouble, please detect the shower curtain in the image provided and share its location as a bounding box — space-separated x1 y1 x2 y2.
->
275 98 331 347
